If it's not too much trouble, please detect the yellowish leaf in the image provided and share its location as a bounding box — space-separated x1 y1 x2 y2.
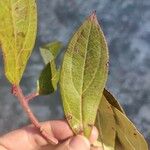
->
113 107 148 150
0 0 37 84
95 95 116 150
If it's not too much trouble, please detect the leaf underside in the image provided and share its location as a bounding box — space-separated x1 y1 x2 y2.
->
95 90 148 150
60 13 109 137
0 0 37 84
113 107 148 150
96 95 116 150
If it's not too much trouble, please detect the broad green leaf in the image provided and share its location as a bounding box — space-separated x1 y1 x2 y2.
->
60 13 109 137
104 89 125 114
38 41 62 95
40 41 62 64
112 107 148 150
95 95 116 150
0 0 37 84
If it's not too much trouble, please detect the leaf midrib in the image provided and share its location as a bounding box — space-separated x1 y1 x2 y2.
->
16 0 32 70
10 0 17 80
80 22 92 129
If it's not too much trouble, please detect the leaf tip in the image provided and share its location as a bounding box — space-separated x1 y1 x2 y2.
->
89 11 98 24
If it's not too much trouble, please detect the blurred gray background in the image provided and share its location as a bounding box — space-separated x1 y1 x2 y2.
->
0 0 150 146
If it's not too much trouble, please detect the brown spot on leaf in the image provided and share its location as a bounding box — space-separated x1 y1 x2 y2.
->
107 106 110 109
15 6 19 11
74 125 83 135
78 129 84 135
74 48 79 53
134 133 137 136
106 61 109 67
12 33 15 38
80 30 86 39
107 105 112 111
17 32 25 37
88 124 94 128
112 127 115 131
66 114 72 120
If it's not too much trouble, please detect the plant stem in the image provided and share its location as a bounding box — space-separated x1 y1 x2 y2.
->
12 85 58 145
25 92 39 102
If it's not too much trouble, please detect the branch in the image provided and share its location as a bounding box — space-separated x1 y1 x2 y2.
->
25 92 39 102
11 85 58 145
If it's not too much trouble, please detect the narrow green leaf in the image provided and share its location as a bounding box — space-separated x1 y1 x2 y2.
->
95 95 116 150
60 13 109 137
113 107 148 150
104 89 125 114
38 41 62 95
95 90 148 150
0 0 37 84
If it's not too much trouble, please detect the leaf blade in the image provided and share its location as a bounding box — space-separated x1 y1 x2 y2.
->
0 0 37 84
104 89 125 114
38 41 62 95
40 41 62 64
95 90 148 150
95 95 116 150
60 13 109 137
37 63 59 95
113 107 148 150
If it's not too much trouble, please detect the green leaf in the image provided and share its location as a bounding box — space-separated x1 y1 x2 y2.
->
60 13 109 137
37 63 59 95
38 41 62 95
0 0 37 84
95 90 148 150
95 95 116 150
104 89 125 114
112 107 148 150
40 41 62 64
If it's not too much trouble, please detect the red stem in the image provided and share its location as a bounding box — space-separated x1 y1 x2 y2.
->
12 85 58 145
25 92 39 102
